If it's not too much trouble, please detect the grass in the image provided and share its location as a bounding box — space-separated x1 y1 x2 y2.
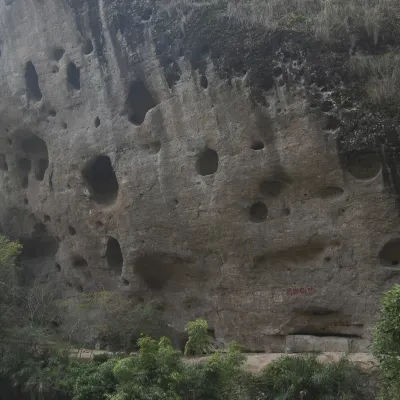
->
164 0 400 44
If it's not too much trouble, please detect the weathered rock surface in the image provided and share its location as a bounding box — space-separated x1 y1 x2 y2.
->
1 0 400 351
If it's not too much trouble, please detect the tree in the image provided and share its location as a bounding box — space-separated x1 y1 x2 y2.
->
184 318 211 356
373 284 400 399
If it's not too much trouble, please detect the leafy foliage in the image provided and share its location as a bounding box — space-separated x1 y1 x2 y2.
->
373 284 400 399
184 318 211 356
249 354 369 399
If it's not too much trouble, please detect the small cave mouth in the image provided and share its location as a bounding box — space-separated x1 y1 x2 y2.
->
35 158 49 181
343 151 381 180
106 237 123 274
83 39 94 55
82 155 119 205
125 81 157 125
51 47 65 61
0 154 8 171
141 7 153 21
200 75 208 89
249 202 268 223
260 180 285 197
25 61 42 101
72 256 88 268
20 236 59 259
68 226 76 236
134 253 186 290
320 100 334 112
196 148 219 176
379 239 400 267
94 117 100 128
67 62 80 90
251 140 265 150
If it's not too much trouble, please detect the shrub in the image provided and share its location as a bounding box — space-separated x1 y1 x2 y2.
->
184 318 211 356
250 354 369 399
373 284 400 399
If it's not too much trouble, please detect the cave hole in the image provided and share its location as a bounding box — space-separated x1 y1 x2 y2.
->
55 263 61 271
321 100 334 112
379 239 400 267
49 109 57 117
67 62 80 90
52 47 65 61
61 122 67 129
44 214 51 222
77 284 83 292
134 253 185 290
141 7 153 21
83 39 94 55
20 235 59 259
51 65 59 73
35 158 49 181
82 155 119 204
260 180 285 197
25 61 42 101
18 158 31 173
94 117 100 128
249 202 268 223
251 140 265 150
344 151 381 180
122 278 130 285
68 226 76 236
196 148 218 176
325 115 340 130
24 198 28 205
125 81 157 125
106 237 123 274
72 256 88 268
149 140 161 154
273 66 283 77
200 75 208 89
0 154 8 170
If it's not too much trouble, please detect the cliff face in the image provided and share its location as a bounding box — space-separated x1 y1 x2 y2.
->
1 0 400 351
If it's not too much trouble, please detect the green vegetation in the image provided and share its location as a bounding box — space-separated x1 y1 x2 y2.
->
184 318 211 356
373 284 400 399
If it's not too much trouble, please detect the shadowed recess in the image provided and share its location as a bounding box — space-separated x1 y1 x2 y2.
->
67 62 80 90
106 237 123 274
82 155 119 204
379 238 400 266
196 148 219 176
134 253 187 290
25 61 42 101
249 202 268 223
260 180 285 197
343 151 381 180
125 81 157 125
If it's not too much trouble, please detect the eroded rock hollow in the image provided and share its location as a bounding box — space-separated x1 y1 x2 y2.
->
1 0 400 352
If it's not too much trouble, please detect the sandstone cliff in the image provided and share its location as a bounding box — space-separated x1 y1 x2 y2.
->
1 0 400 352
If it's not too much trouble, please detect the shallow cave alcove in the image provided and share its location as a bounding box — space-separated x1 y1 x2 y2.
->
125 80 157 125
343 151 381 180
106 237 123 274
379 239 400 267
67 62 80 90
196 148 219 176
82 155 119 204
25 61 42 101
249 202 268 223
134 253 186 290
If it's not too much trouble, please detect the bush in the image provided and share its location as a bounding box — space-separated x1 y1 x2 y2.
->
373 284 400 399
184 318 211 356
249 354 369 399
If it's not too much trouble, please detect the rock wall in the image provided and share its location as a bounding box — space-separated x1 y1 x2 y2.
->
0 0 399 351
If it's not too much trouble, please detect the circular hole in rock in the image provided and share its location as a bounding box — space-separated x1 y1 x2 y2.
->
260 180 285 197
344 152 381 180
106 237 123 275
72 256 88 268
49 109 57 117
273 66 283 77
83 39 94 55
379 239 400 267
249 202 268 223
200 75 208 89
196 148 218 176
325 115 340 130
68 226 76 236
52 47 65 61
149 141 161 154
44 214 51 222
122 278 130 285
82 155 119 204
51 65 59 73
94 117 100 128
141 7 153 21
251 140 265 150
61 122 67 129
283 207 291 216
321 100 334 112
55 263 61 271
